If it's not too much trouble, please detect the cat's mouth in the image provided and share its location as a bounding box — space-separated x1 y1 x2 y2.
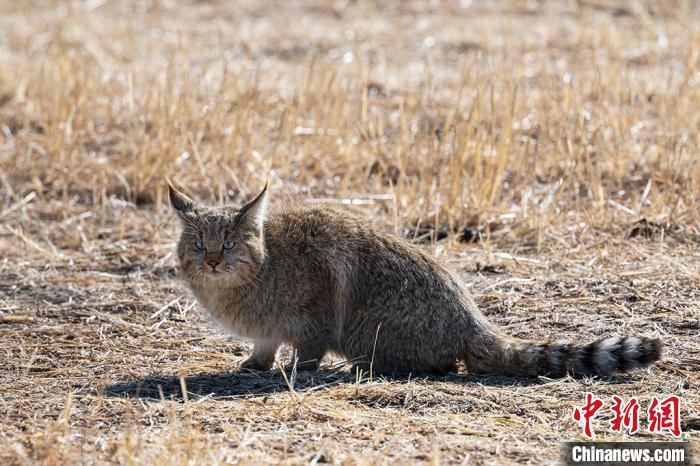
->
203 268 229 278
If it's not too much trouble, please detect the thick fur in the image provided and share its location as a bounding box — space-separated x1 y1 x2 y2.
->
168 182 663 377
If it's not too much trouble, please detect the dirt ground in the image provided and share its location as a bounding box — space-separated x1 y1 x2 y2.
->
0 0 698 464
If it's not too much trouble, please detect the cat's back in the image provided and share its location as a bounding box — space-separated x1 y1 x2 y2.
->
264 199 447 279
263 201 367 261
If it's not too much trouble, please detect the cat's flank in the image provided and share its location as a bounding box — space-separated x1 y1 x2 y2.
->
168 181 662 377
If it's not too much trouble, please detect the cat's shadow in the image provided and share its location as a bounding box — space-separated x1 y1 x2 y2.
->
103 369 348 400
103 369 544 401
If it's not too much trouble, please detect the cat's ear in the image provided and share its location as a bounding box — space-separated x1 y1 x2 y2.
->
167 179 195 218
239 181 268 231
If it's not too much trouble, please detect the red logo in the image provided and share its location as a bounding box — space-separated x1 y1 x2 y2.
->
572 394 682 438
572 393 604 438
610 395 640 434
648 395 681 437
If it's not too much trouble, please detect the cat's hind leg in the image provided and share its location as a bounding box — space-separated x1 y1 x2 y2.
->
288 338 330 371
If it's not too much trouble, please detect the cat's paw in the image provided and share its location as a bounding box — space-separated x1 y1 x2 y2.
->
240 357 273 371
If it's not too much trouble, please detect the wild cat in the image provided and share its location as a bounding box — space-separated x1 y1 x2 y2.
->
168 181 662 377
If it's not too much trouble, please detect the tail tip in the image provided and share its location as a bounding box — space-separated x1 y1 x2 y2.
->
638 336 663 366
589 335 663 377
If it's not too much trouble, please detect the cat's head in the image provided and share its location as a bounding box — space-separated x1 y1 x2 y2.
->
167 180 268 287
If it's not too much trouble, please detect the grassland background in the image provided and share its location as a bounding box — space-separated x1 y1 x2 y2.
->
0 0 698 464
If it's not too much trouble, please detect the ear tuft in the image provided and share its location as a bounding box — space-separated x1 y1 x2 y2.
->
239 181 269 231
167 178 195 216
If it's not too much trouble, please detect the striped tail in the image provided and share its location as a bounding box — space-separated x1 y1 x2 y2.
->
467 335 663 378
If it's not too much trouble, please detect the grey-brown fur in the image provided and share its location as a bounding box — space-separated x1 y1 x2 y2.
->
168 182 663 377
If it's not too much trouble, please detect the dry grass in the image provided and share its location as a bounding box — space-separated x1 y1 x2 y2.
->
0 0 699 464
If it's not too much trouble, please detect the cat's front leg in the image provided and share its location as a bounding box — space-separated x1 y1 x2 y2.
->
240 339 280 371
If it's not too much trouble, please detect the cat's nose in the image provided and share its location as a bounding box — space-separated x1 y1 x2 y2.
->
207 259 220 268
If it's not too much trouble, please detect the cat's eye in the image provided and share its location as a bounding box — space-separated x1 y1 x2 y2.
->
195 241 206 251
223 241 235 250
